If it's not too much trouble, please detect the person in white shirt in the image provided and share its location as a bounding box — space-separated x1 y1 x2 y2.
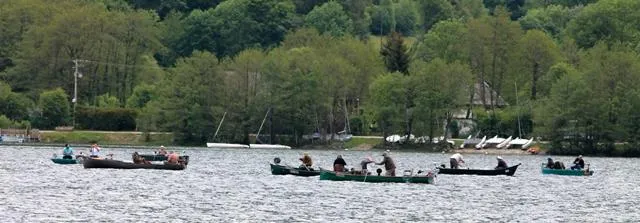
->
450 153 464 169
89 144 101 158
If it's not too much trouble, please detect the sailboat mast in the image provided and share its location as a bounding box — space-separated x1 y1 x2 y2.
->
256 108 270 143
515 82 522 137
213 112 227 142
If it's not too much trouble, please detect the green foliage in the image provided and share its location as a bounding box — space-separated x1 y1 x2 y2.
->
140 51 225 144
76 106 138 131
393 0 419 35
410 59 472 138
483 0 526 20
368 3 394 35
177 0 295 59
0 92 36 121
95 94 121 108
0 115 13 128
367 72 407 138
516 29 562 101
35 88 71 129
417 0 454 31
519 5 582 39
126 84 156 108
568 0 640 48
380 32 410 75
414 19 468 63
304 1 353 37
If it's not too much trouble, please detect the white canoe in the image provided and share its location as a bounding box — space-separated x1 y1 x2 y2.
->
508 137 534 149
474 136 487 149
206 143 250 149
249 144 292 149
496 136 513 149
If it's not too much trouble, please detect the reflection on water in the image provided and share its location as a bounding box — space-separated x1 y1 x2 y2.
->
0 146 638 222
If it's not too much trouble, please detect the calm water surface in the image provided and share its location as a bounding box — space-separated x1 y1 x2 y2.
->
0 146 638 222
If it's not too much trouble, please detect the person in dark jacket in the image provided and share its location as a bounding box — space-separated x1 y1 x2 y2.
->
546 158 555 169
333 155 347 172
376 152 396 176
495 156 508 169
571 155 585 170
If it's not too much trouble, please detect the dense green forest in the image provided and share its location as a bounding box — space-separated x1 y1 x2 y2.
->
2 0 640 155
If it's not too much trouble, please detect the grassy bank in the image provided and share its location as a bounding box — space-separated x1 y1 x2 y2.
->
40 131 173 146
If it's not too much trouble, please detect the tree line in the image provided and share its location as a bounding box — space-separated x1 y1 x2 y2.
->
2 0 640 156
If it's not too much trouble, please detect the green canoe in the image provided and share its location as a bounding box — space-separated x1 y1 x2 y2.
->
319 171 435 184
541 164 593 176
51 158 79 164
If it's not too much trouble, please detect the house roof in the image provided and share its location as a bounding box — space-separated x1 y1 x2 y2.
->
470 81 508 107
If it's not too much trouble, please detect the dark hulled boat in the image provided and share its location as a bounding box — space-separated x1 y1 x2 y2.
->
437 163 521 176
270 164 321 176
139 154 190 165
83 158 186 170
319 171 436 184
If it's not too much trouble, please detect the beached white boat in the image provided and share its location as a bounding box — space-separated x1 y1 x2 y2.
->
496 136 513 149
482 135 507 148
474 136 488 149
249 144 292 149
206 143 250 149
508 137 534 149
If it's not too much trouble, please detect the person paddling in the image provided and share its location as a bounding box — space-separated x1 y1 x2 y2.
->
62 144 74 159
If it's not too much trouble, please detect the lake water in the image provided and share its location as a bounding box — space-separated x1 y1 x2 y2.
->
0 146 637 222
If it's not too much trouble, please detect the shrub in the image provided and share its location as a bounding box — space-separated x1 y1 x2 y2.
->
76 106 138 131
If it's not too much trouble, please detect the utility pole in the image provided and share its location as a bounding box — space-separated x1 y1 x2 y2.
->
72 59 87 128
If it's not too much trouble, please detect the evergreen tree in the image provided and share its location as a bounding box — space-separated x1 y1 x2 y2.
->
380 32 410 75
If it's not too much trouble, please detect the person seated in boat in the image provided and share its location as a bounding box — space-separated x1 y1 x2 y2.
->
333 155 347 172
166 151 179 164
571 155 585 170
495 156 508 169
132 152 150 164
89 144 101 158
546 158 555 169
376 152 396 176
360 157 374 175
450 153 465 169
157 146 168 155
299 153 313 168
62 144 74 159
553 161 565 169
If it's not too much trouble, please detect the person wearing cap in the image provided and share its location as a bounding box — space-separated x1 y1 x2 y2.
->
545 157 555 169
450 153 464 169
62 144 74 159
495 156 508 169
376 152 396 176
299 153 313 168
571 155 585 170
333 155 347 172
360 157 374 174
158 146 168 155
